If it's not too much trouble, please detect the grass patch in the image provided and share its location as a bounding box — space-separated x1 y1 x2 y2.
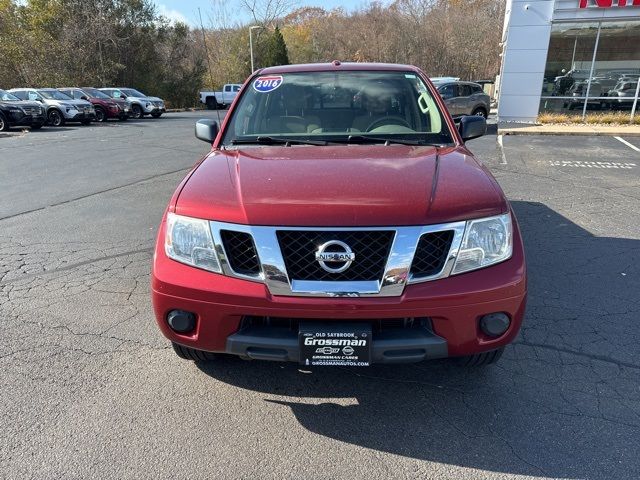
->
538 111 640 125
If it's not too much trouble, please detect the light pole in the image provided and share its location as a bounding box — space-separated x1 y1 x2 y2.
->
249 25 264 73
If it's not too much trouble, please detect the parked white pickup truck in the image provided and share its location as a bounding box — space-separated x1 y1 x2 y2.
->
199 84 242 110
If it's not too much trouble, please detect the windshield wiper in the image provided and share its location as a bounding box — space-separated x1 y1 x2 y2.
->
331 135 425 146
231 136 327 146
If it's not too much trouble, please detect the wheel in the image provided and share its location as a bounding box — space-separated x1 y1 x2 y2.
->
48 109 64 127
455 347 504 367
206 96 219 110
131 104 143 119
94 106 106 122
151 112 162 118
0 113 8 132
472 107 487 118
172 342 216 362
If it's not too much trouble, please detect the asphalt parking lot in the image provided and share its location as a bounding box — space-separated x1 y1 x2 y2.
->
1 113 639 479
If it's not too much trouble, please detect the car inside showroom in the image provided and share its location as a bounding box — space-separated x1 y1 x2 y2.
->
498 0 640 122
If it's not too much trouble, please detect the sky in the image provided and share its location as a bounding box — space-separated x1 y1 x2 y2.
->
155 0 372 27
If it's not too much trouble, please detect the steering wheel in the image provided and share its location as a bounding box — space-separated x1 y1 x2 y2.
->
366 116 411 132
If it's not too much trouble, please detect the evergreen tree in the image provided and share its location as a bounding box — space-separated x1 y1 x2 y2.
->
263 26 289 67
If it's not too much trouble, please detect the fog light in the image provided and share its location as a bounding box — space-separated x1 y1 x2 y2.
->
167 310 196 333
480 312 510 337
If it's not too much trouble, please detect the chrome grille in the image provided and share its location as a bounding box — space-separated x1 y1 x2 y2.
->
276 230 394 281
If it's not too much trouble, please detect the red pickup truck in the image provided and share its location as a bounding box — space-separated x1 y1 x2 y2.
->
152 62 526 368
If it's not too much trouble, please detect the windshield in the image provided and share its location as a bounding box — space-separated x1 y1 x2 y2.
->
39 90 72 100
121 88 145 97
222 70 452 146
82 88 110 99
0 89 20 101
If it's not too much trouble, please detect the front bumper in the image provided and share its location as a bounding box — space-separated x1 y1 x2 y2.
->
152 218 527 363
7 112 46 128
62 110 94 121
225 320 449 363
104 105 129 119
143 105 165 114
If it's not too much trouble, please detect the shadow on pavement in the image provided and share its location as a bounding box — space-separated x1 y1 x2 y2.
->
196 200 640 479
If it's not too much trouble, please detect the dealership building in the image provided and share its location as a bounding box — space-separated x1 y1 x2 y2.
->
498 0 640 122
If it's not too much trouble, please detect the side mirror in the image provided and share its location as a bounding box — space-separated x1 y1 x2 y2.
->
458 115 486 142
195 119 219 143
81 95 88 100
120 94 126 99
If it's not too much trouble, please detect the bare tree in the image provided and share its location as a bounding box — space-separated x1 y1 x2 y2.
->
239 0 295 26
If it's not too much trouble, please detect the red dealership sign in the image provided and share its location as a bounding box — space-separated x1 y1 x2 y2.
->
579 0 640 7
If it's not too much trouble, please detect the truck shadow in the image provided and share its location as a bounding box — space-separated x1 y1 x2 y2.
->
197 200 640 479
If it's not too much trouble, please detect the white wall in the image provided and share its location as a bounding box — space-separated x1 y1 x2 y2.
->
498 0 555 123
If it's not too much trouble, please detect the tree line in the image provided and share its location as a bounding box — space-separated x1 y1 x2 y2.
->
0 0 505 107
0 0 206 107
203 0 505 91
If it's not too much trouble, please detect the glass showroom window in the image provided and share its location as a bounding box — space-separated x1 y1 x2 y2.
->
540 21 640 121
595 22 640 116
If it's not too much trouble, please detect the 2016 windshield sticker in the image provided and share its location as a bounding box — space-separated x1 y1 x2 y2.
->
253 76 283 93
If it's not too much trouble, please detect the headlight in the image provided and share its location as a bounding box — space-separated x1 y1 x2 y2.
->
165 213 221 273
61 103 73 108
452 213 512 275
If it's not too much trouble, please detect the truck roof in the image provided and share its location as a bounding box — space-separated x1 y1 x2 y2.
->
258 62 423 75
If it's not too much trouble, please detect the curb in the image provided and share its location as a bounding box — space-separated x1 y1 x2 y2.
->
498 127 640 137
165 108 207 113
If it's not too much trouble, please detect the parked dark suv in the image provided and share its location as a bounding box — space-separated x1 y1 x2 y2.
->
434 81 491 118
0 89 47 131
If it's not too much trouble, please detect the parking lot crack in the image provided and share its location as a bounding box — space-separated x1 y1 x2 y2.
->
514 340 640 371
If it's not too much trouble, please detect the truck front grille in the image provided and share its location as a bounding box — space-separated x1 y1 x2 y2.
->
220 230 261 275
409 230 454 278
276 230 394 281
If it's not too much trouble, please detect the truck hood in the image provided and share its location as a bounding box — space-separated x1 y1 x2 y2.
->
175 145 508 226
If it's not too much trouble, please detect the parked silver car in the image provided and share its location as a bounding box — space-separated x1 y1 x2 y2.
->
98 87 165 119
434 81 491 118
606 80 639 109
8 88 95 126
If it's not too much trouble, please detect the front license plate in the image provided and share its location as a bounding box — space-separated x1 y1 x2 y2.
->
299 322 372 367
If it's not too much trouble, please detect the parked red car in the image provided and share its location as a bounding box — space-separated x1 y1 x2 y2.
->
152 62 526 367
58 87 129 122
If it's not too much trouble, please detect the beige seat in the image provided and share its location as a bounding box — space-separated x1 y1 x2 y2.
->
264 86 320 134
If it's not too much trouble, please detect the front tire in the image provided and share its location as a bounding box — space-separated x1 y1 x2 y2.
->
48 109 65 127
0 113 8 132
472 107 487 118
206 96 219 110
172 343 216 362
455 347 504 367
94 106 106 122
131 104 143 119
